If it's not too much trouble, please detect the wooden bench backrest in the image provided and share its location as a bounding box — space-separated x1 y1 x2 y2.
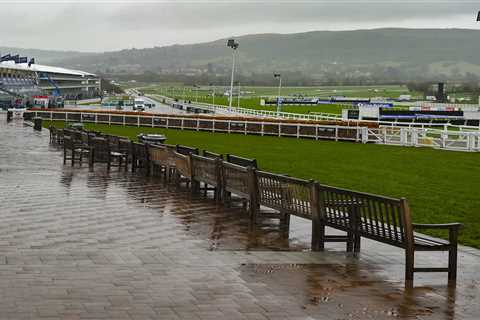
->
256 170 313 220
148 144 176 166
221 161 253 199
173 151 192 179
318 184 412 248
132 142 148 160
203 150 223 160
176 144 199 156
91 137 110 161
226 154 257 168
191 154 221 187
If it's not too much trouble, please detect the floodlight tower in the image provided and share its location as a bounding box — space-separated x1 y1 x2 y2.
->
274 73 282 114
227 38 239 112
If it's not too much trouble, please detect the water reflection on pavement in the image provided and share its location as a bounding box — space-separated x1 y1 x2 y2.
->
0 115 478 319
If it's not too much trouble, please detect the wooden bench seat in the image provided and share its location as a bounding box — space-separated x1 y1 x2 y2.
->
316 184 462 286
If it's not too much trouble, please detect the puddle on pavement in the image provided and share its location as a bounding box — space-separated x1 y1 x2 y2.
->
238 263 458 319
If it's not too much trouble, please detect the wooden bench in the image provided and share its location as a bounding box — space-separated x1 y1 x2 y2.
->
221 162 258 217
148 144 177 180
190 154 222 201
314 184 463 285
63 136 91 167
256 171 314 231
172 151 192 186
131 142 150 174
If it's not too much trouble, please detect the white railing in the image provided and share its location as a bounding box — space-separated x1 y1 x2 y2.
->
149 94 480 131
31 110 480 152
149 94 342 121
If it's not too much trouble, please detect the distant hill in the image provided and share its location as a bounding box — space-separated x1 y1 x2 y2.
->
4 29 480 82
0 47 97 65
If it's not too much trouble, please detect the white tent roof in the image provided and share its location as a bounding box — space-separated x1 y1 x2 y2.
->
0 61 97 77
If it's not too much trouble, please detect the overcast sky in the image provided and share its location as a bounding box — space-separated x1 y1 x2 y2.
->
0 0 479 52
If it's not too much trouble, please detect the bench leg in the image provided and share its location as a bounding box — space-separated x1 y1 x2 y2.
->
346 231 354 252
405 248 415 286
192 180 200 195
311 219 325 251
281 212 291 234
354 234 361 253
448 244 458 281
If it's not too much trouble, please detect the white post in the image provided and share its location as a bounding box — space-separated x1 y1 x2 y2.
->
400 128 408 145
412 128 418 146
361 127 368 144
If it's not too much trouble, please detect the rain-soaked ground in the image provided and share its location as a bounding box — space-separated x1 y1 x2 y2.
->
0 114 479 320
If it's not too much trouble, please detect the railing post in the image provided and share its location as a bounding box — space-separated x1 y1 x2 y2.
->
441 131 447 148
400 128 407 145
361 127 368 144
412 128 418 147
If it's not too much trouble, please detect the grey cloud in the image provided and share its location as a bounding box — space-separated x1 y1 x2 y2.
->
0 1 478 51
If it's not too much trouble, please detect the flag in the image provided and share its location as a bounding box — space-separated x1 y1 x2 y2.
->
1 54 11 62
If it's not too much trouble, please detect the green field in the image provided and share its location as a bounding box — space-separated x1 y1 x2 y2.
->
140 84 417 99
149 94 347 115
47 121 480 249
139 84 418 115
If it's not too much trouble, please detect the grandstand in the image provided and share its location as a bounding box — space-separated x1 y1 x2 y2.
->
0 59 100 101
0 63 41 109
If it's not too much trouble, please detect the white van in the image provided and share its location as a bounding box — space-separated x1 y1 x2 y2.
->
134 98 145 111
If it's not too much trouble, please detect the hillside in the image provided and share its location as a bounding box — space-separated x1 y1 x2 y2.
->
0 46 97 65
4 28 480 82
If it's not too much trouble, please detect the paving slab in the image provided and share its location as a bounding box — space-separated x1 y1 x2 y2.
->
0 116 479 319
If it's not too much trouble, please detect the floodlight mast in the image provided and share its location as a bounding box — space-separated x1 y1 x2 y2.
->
227 39 239 112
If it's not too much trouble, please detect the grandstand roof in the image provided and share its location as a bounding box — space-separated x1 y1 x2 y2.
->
0 61 97 77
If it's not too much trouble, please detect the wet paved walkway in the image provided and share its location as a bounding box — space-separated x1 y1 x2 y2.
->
0 115 479 320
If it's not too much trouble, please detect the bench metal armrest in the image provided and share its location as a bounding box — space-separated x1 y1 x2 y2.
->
413 223 463 231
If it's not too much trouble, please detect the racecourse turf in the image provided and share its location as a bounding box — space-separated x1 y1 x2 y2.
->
46 121 480 248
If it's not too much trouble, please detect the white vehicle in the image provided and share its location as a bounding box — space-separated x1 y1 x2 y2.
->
7 106 26 119
134 98 145 111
